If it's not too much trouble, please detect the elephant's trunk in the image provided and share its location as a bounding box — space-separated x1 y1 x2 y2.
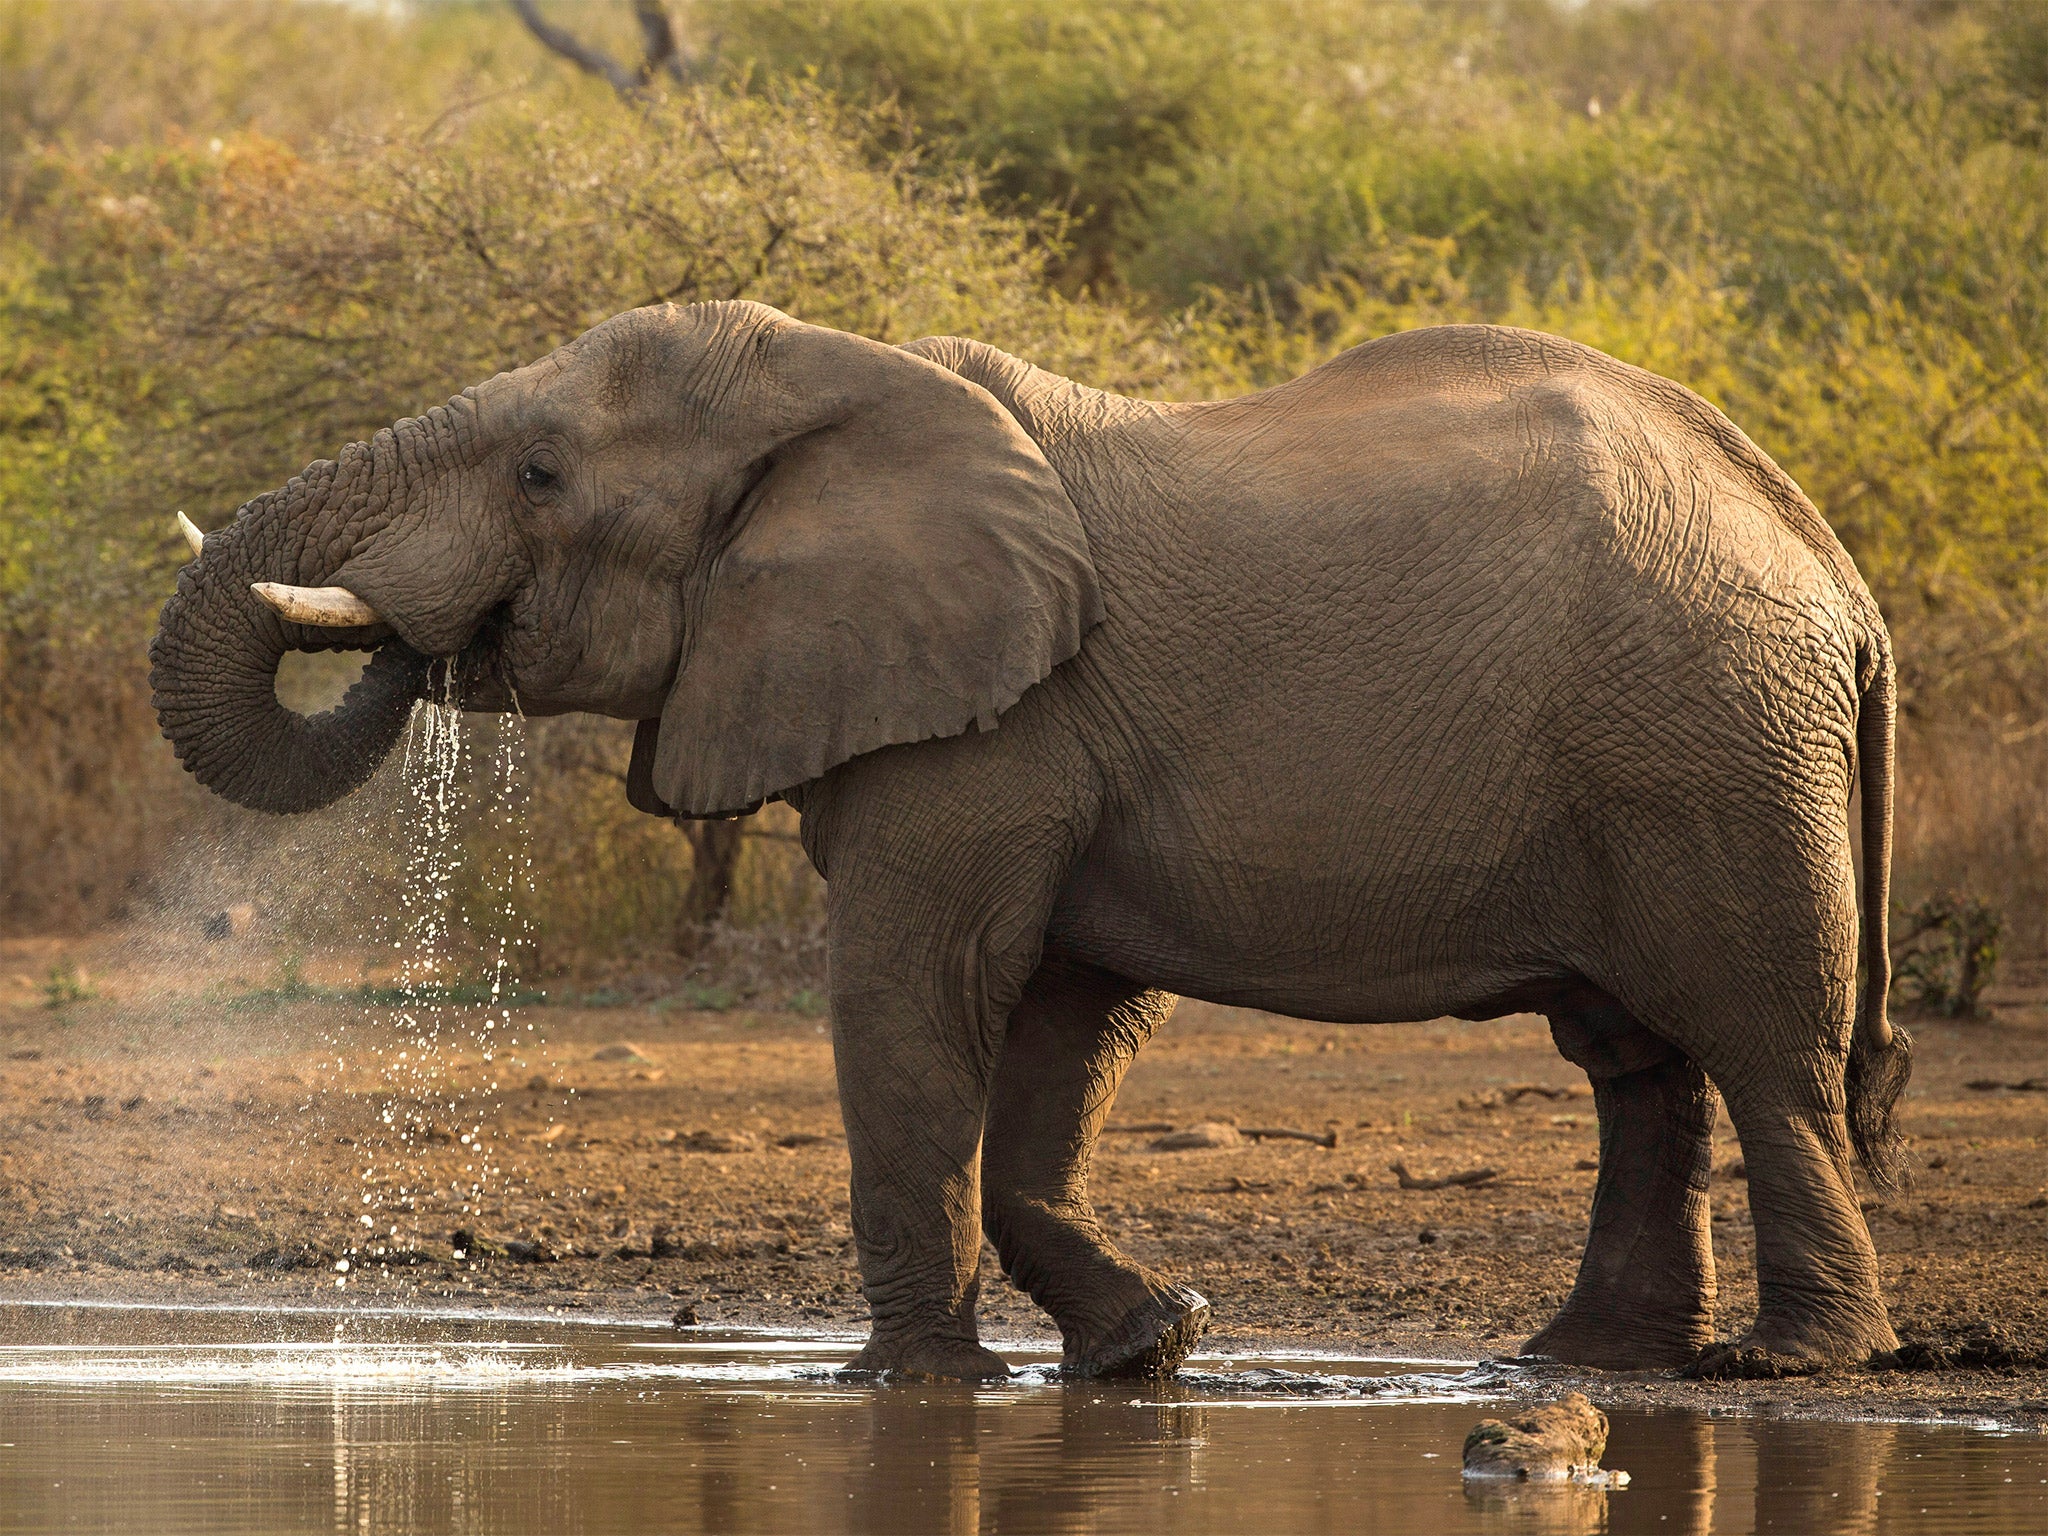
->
149 446 436 815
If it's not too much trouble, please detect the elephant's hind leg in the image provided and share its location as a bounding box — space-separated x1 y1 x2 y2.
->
1523 989 1718 1369
982 954 1208 1378
1687 1058 1898 1378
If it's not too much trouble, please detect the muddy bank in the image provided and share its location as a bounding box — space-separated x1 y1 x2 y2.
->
2 934 2044 1427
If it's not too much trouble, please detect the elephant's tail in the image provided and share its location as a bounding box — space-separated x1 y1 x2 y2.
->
1848 639 1912 1195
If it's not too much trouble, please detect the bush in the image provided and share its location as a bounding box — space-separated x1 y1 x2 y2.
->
1895 892 2003 1018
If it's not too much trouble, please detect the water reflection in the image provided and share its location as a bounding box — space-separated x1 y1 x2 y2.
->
0 1306 2041 1535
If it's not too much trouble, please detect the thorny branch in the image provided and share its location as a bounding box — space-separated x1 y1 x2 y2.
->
509 0 694 99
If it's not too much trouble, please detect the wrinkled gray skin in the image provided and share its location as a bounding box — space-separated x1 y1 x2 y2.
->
152 302 1913 1382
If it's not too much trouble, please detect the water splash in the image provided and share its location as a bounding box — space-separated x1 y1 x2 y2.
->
328 676 537 1288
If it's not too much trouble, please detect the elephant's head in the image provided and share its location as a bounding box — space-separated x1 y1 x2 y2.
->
150 301 1101 817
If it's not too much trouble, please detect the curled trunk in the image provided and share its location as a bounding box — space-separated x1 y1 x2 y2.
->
149 452 435 814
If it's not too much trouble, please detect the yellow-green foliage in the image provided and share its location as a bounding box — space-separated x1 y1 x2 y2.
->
5 0 2048 955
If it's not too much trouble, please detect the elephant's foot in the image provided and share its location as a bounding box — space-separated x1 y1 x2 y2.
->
1062 1285 1210 1379
839 1332 1012 1382
1684 1310 1897 1381
1523 1290 1713 1371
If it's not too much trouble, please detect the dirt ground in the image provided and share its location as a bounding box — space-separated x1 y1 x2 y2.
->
3 931 2044 1429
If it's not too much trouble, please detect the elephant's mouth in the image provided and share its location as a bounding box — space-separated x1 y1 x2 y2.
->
437 602 521 712
248 564 525 715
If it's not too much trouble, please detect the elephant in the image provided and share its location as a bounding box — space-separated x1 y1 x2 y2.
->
151 300 1913 1381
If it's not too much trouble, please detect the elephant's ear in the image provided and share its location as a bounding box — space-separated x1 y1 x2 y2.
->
651 322 1102 818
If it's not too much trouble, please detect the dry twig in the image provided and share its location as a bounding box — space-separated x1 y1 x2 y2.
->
1391 1161 1498 1190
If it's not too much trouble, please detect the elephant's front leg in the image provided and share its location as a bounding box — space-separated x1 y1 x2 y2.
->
800 709 1104 1381
982 953 1208 1378
833 967 1013 1381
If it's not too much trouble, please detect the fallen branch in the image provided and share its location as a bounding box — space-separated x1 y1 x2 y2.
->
1243 1125 1340 1148
1502 1083 1580 1103
1206 1176 1275 1194
1391 1161 1498 1190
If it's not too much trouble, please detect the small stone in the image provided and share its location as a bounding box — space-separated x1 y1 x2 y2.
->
1150 1122 1243 1151
649 1229 683 1260
505 1239 560 1264
671 1304 701 1328
683 1130 758 1154
1463 1393 1624 1483
593 1043 650 1063
203 902 257 940
527 1075 550 1093
246 1242 329 1272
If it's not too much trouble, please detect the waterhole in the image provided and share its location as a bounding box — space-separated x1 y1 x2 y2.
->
0 1303 2041 1534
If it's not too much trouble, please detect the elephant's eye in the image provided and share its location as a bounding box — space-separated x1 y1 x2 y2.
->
518 459 558 495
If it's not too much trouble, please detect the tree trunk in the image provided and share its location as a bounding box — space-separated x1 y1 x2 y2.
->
676 817 747 952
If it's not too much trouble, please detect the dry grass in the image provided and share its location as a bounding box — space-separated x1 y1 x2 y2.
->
1895 725 2048 974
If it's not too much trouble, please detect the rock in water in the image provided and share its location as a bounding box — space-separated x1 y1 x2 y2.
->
1462 1393 1628 1483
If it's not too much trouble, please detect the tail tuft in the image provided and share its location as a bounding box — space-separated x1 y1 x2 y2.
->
1848 1019 1913 1195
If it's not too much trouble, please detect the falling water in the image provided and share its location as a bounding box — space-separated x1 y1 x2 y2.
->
329 677 536 1289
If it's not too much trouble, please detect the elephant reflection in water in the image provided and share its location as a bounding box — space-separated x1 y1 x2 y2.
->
1749 1417 1894 1534
844 1385 1206 1535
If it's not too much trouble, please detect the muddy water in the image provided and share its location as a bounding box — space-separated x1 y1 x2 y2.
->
0 1305 2041 1535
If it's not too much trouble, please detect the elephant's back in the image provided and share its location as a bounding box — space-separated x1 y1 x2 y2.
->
1197 323 1876 627
1155 325 1874 670
1076 320 1873 836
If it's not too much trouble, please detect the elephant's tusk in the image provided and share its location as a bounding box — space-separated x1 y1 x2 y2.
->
250 582 384 627
176 511 206 559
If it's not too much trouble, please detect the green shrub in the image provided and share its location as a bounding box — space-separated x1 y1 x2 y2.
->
1895 892 2003 1018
